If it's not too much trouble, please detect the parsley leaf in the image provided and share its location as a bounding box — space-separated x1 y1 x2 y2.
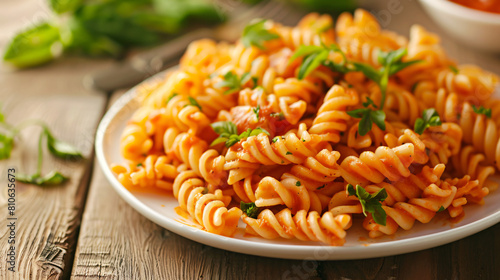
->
253 105 260 121
240 201 262 218
210 121 269 148
347 101 386 136
187 96 202 111
215 71 257 94
215 72 241 95
347 49 420 136
290 44 348 79
472 105 492 118
270 112 285 120
414 108 442 135
17 170 68 186
241 20 280 50
449 65 459 74
437 206 446 213
166 93 178 104
347 184 387 226
45 128 83 160
0 134 14 160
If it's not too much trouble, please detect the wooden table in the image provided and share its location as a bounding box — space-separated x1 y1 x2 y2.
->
1 0 500 279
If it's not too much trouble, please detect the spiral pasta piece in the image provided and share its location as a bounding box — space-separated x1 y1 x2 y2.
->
112 154 179 191
173 171 242 236
254 176 327 213
169 131 208 176
225 128 329 168
452 145 498 191
272 13 336 50
243 208 351 246
364 181 457 238
281 149 341 189
336 9 407 66
340 143 415 185
309 85 359 143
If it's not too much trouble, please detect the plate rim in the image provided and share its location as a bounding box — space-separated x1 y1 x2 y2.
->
95 78 500 260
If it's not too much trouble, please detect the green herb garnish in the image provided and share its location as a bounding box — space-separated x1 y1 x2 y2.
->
347 184 387 226
437 206 446 213
270 112 285 120
187 96 202 111
414 108 442 135
253 105 260 121
289 44 349 79
449 65 459 74
0 108 82 185
215 71 255 95
472 105 492 118
295 181 301 186
241 20 280 50
347 49 421 136
166 93 178 104
210 121 269 148
240 201 261 218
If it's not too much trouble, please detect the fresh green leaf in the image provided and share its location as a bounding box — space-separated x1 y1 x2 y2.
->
388 60 422 76
362 97 378 109
289 45 325 63
240 201 262 218
210 121 268 148
352 62 380 83
347 108 370 119
50 0 83 14
270 112 285 121
166 93 178 104
298 50 329 79
414 108 442 134
3 22 62 68
378 48 407 66
253 105 260 121
449 65 459 74
347 184 387 226
211 121 238 136
472 105 492 118
0 134 14 160
45 129 83 160
358 112 372 136
187 96 202 111
17 170 68 186
241 20 280 49
370 110 386 131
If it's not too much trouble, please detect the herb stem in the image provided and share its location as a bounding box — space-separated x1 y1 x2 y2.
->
11 119 47 137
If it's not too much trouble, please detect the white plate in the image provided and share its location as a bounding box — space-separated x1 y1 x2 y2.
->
95 82 500 260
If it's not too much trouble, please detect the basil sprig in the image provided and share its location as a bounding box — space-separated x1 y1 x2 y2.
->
347 184 387 226
210 121 270 148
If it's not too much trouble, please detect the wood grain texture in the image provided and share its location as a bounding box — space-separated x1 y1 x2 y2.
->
0 1 114 278
0 57 110 280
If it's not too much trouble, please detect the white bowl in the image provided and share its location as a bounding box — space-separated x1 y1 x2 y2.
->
418 0 500 53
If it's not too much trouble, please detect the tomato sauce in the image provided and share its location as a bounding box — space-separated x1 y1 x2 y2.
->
449 0 500 14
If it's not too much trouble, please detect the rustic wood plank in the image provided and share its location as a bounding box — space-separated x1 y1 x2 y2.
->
0 56 111 280
0 2 112 277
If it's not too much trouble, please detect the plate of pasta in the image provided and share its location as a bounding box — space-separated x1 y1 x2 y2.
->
96 10 500 260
